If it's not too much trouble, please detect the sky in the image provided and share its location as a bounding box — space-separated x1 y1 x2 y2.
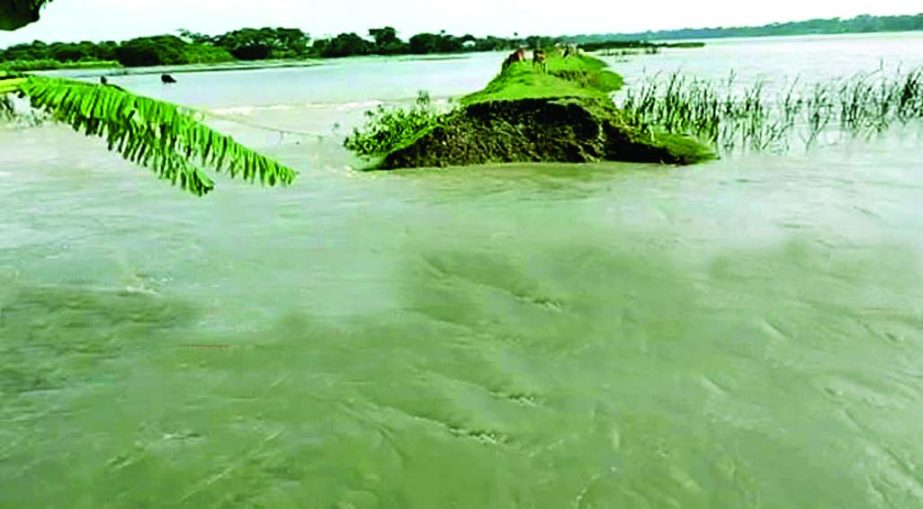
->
1 0 921 45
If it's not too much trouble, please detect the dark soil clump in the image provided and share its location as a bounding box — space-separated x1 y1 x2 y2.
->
383 97 713 169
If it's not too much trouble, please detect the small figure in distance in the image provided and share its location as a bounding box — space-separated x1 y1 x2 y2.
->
532 48 547 71
502 48 527 69
98 75 126 91
161 73 177 84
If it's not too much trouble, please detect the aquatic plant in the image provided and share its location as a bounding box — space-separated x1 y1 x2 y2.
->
620 67 923 154
344 91 445 157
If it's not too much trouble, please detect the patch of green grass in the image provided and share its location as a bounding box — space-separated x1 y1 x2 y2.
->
637 129 718 164
461 53 623 106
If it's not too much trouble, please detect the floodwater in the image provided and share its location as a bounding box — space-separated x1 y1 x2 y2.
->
2 33 923 508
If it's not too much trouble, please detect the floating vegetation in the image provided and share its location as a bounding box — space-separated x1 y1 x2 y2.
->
620 68 923 153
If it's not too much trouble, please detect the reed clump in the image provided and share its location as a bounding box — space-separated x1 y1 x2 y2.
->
620 68 923 153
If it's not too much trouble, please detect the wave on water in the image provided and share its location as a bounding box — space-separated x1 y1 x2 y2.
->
209 104 297 116
335 100 385 111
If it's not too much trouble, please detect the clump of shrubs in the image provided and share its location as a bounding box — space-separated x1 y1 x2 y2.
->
344 91 447 157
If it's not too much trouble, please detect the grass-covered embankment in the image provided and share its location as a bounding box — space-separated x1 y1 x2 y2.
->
349 51 714 169
461 53 624 105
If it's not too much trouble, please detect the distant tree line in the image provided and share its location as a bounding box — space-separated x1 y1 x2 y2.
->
0 26 558 68
566 13 923 43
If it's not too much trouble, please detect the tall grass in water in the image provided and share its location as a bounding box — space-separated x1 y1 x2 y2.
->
620 68 923 153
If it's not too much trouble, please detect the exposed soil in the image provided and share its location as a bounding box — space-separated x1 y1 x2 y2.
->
382 97 713 169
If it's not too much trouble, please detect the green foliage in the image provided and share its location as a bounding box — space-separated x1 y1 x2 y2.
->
314 33 373 58
522 36 557 49
469 36 514 52
566 13 923 43
409 32 464 54
213 27 311 60
9 76 296 195
1 0 297 198
111 36 234 67
344 91 443 157
0 73 24 94
462 53 624 106
620 69 923 153
347 53 632 159
0 0 52 30
177 28 214 45
114 35 188 67
345 51 713 168
182 44 234 65
1 40 118 65
368 27 408 55
0 25 537 67
1 37 230 69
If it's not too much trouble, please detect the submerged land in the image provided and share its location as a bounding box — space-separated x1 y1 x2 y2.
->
347 51 714 169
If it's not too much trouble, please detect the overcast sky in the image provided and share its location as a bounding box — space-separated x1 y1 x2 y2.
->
1 0 920 45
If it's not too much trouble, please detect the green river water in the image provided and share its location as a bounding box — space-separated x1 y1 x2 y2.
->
2 33 923 508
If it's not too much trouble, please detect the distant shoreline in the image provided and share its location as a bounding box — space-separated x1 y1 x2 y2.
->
4 13 918 74
565 13 922 44
15 30 922 79
4 13 921 75
34 52 489 78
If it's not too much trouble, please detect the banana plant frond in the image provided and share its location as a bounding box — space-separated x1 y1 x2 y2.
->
9 75 297 196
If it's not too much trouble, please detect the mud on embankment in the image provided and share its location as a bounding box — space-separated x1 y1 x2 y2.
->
382 97 713 169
